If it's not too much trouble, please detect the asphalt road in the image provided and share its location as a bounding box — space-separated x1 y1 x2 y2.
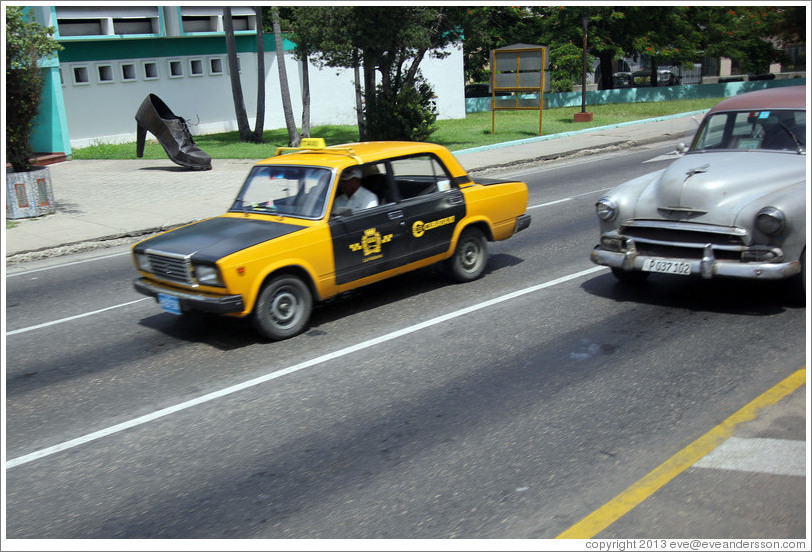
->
4 143 807 541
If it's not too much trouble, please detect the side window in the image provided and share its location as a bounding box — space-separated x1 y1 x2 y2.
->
390 155 453 200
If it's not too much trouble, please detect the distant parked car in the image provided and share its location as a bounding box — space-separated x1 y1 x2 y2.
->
591 86 806 301
465 83 491 98
631 69 681 87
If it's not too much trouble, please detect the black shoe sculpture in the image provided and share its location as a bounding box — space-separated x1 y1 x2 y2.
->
135 94 212 170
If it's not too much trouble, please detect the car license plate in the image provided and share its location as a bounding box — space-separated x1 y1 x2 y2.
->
642 258 692 275
157 293 182 315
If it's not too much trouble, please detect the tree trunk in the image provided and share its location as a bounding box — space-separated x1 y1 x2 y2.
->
251 7 265 142
299 55 311 140
599 53 614 90
223 7 252 140
362 53 376 139
353 50 365 140
272 7 300 147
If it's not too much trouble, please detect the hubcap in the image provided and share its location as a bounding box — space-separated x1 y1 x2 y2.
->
461 241 480 271
270 288 298 327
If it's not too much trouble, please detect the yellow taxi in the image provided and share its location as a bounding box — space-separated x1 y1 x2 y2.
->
132 139 530 340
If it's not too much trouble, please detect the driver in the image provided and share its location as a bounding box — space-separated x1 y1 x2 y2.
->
333 167 379 211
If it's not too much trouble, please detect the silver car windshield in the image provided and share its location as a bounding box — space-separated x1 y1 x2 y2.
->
231 165 333 219
691 109 805 153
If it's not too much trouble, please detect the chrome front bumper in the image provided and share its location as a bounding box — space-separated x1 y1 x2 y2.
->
590 243 801 281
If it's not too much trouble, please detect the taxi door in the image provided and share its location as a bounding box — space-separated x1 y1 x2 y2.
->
390 155 467 264
329 175 409 286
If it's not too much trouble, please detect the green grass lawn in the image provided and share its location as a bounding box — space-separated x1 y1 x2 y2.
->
73 97 722 160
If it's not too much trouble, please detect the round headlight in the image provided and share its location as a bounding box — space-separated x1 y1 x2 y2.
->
596 197 619 222
755 207 785 235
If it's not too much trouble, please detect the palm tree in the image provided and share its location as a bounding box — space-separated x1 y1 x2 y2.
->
223 7 264 143
272 7 299 147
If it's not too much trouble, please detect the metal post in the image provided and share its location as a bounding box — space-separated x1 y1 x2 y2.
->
581 14 588 113
574 13 593 123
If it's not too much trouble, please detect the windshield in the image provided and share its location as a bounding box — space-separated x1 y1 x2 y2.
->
231 165 333 219
690 109 805 153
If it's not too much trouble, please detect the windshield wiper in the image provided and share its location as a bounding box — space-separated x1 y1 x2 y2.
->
777 123 805 154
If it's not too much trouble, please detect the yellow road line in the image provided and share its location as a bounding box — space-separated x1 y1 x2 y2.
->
556 367 806 539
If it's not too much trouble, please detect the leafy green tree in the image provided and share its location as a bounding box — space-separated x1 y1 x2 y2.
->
461 6 542 84
5 6 62 172
688 6 799 74
288 6 465 141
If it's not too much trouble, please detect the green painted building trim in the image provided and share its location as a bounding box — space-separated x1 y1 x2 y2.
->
57 34 291 63
466 78 807 113
30 65 72 156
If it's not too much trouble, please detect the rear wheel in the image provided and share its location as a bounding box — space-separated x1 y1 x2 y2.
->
447 227 488 282
252 274 312 340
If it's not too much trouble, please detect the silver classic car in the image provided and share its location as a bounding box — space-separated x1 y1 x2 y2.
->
591 85 806 301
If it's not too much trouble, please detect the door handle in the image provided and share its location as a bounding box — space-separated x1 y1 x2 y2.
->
448 195 463 205
388 210 404 220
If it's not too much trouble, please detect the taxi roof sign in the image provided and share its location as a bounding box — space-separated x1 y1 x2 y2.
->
275 138 361 162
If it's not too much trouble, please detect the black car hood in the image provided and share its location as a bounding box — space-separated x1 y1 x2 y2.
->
134 217 306 263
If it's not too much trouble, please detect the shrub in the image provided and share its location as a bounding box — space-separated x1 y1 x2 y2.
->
365 76 438 142
5 6 62 172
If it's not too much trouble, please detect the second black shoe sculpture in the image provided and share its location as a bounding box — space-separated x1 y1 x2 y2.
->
135 94 212 170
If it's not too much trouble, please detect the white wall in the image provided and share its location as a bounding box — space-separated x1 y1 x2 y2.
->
61 45 466 148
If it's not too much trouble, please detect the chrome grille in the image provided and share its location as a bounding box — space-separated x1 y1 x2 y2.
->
621 221 748 245
146 250 193 285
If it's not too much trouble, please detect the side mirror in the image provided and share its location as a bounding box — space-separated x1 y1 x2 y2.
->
676 143 689 155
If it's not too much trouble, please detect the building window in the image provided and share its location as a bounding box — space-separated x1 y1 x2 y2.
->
96 64 114 83
168 60 184 78
72 65 90 85
209 57 223 75
189 58 204 77
143 61 158 80
120 62 137 82
113 17 156 35
55 6 161 39
58 18 103 37
181 15 218 33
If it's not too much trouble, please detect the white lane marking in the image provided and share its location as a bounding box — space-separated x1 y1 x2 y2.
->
529 188 613 209
6 251 131 278
6 265 606 469
693 437 806 477
5 298 149 337
642 152 682 163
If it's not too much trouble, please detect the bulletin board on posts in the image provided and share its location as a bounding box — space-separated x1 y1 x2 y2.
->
490 45 548 135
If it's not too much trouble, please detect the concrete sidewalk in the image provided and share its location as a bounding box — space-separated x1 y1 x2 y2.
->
4 112 704 263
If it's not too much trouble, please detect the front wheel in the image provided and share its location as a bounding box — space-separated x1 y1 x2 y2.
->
787 249 805 306
252 274 313 340
447 227 488 282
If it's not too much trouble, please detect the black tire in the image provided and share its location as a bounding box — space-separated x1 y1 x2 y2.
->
447 227 488 282
611 267 650 283
252 274 312 340
788 248 805 305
